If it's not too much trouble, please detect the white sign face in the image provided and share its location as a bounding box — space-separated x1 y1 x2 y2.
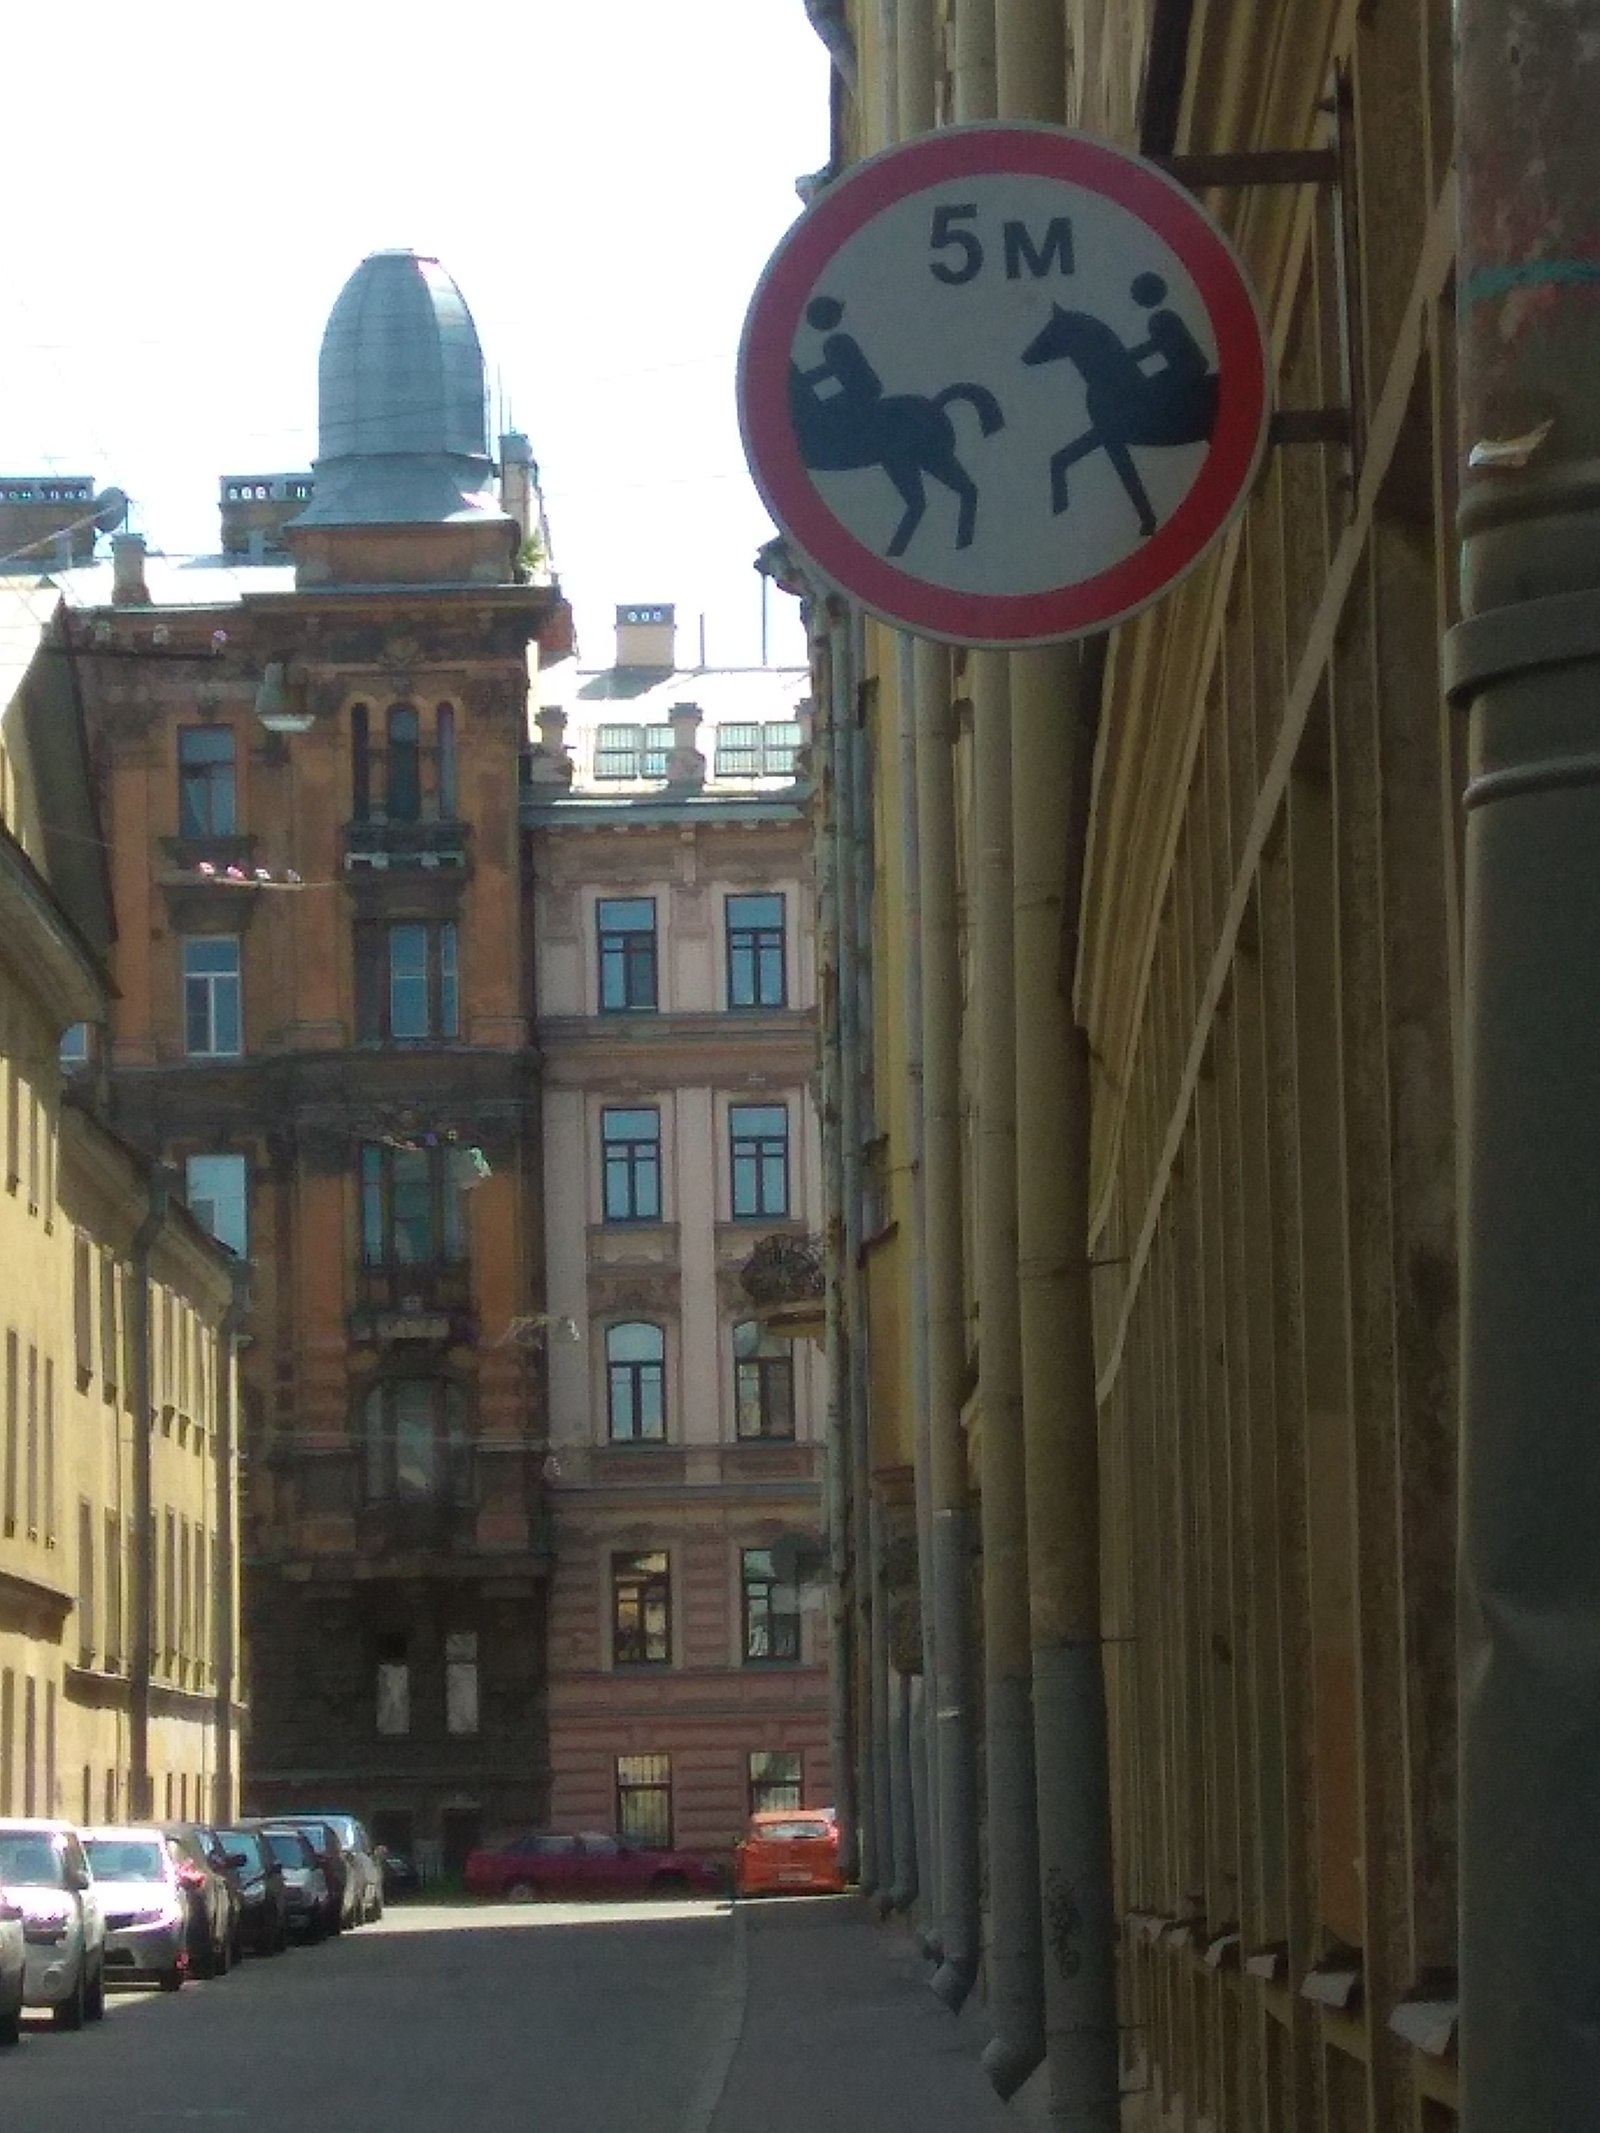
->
738 125 1271 646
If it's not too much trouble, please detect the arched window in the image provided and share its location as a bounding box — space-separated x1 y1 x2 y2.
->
606 1323 666 1442
386 706 421 823
361 1379 472 1503
351 704 371 822
436 704 457 820
733 1320 795 1440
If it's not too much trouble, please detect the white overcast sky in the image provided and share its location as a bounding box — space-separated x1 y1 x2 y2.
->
2 1 830 669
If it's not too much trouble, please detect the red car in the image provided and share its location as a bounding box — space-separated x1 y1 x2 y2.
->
463 1831 722 1901
733 1809 845 1897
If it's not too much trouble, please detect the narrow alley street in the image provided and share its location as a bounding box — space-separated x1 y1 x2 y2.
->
0 1897 1023 2133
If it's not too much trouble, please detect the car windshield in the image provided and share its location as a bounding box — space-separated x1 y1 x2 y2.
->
84 1838 166 1882
217 1832 262 1870
0 1834 65 1886
755 1819 832 1842
262 1832 306 1868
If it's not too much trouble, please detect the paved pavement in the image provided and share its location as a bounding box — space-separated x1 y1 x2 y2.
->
0 1893 1025 2132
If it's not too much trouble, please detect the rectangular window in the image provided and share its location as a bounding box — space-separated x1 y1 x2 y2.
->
730 1104 790 1219
185 1152 249 1257
359 1142 467 1268
177 726 237 838
73 1235 93 1388
601 1107 662 1223
23 1678 35 1815
2 1331 16 1535
105 1512 123 1667
77 1500 95 1667
748 1749 804 1815
25 1344 38 1538
597 897 659 1012
384 922 460 1041
179 1519 192 1669
761 721 803 776
595 724 642 779
741 1547 801 1663
611 1550 671 1666
726 893 787 1009
99 1255 118 1397
163 1509 177 1666
734 1321 796 1440
182 936 242 1057
715 723 762 777
376 1634 411 1737
445 1630 480 1737
42 1360 54 1547
58 1023 90 1069
606 1323 667 1442
615 1753 672 1847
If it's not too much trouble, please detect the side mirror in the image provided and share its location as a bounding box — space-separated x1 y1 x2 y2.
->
68 1866 91 1893
225 1851 248 1869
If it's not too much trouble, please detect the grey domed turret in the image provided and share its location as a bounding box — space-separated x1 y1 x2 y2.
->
291 249 510 531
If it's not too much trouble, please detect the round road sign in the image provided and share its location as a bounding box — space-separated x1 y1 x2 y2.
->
738 124 1271 646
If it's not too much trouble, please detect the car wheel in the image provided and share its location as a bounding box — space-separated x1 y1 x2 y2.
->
0 1995 19 2047
85 1961 106 2022
158 1963 184 1994
504 1880 540 1903
651 1872 690 1896
52 1965 86 2030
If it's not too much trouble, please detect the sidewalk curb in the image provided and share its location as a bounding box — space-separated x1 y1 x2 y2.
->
680 1903 749 2133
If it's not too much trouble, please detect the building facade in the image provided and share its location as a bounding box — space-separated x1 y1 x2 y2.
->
59 250 569 1873
528 610 831 1853
791 3 1463 2130
0 583 241 1829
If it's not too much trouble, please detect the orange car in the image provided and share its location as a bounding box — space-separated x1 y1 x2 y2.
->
733 1809 845 1897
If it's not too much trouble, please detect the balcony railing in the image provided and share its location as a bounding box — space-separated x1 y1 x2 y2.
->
343 817 471 872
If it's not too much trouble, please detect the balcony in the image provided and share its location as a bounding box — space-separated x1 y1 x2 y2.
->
344 817 471 873
349 1264 474 1349
738 1231 826 1341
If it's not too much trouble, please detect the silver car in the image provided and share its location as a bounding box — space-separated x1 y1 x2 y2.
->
0 1821 107 2028
81 1828 189 1993
0 1887 23 2045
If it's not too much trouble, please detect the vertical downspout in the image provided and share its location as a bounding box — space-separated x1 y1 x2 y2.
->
129 1173 169 1823
998 13 1121 2121
917 634 981 2012
816 615 859 1884
975 646 1046 2095
899 635 938 1934
894 0 939 1940
213 1265 248 1822
835 609 879 1896
851 614 896 1904
1453 8 1600 2125
954 0 1046 2091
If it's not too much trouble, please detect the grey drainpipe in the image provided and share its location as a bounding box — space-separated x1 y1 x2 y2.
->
213 1263 249 1822
832 606 879 1895
129 1170 171 1823
815 613 859 1885
802 0 859 91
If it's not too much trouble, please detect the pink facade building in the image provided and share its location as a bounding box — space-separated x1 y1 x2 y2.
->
525 606 829 1854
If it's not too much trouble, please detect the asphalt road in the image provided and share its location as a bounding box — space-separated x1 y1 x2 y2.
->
0 1898 742 2133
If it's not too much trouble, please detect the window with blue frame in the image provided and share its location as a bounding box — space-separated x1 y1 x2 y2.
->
729 1104 789 1218
606 1322 667 1442
601 1108 662 1222
181 937 242 1057
725 893 787 1009
597 898 658 1012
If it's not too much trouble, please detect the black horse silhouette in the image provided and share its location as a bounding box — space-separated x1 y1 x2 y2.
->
1021 284 1218 538
790 349 1005 558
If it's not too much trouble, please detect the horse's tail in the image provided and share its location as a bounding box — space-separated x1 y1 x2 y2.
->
933 382 1005 436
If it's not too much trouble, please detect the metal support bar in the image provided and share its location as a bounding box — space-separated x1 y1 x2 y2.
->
1153 148 1339 189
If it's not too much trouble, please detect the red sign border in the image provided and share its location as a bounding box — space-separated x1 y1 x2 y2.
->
738 124 1271 646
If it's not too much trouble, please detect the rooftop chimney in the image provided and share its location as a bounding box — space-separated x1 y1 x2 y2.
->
111 531 149 606
615 602 676 672
526 706 574 788
500 432 538 552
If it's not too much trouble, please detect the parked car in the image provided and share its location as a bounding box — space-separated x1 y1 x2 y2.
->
212 1829 288 1955
159 1825 235 1978
0 1888 23 2046
0 1820 106 2027
261 1819 349 1931
463 1830 722 1902
733 1808 845 1898
275 1813 381 1924
378 1849 422 1902
254 1826 332 1942
81 1828 190 1992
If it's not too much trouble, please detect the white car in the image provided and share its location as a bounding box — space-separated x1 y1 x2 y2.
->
0 1821 107 2028
0 1888 23 2045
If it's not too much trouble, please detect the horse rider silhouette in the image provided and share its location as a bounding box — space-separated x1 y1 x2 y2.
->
790 297 1005 558
1021 273 1218 537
